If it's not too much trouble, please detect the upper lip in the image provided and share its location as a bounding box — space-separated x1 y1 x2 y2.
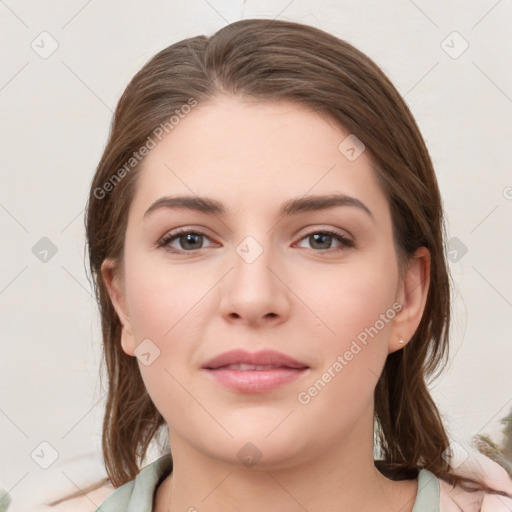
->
202 349 308 370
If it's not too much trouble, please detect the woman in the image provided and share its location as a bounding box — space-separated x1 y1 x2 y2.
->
81 18 511 511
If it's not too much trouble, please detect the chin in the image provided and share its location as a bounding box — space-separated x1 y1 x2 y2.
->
206 429 312 471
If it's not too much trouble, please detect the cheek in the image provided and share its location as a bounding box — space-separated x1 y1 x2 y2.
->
123 247 206 341
304 251 399 350
294 268 397 433
121 250 213 406
297 251 398 398
123 262 205 426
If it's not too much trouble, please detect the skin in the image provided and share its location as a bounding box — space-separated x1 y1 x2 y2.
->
102 95 430 512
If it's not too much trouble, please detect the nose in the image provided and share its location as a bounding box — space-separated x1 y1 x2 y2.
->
218 236 290 328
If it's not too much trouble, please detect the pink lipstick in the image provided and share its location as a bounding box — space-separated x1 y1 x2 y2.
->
201 349 309 393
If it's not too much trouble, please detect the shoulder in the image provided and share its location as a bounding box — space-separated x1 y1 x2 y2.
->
95 454 173 512
436 442 512 511
92 480 134 512
19 482 116 512
438 477 512 511
29 454 173 512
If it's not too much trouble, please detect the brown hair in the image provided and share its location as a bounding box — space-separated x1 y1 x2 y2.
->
83 18 486 493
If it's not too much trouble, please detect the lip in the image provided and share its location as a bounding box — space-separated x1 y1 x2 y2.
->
201 349 310 393
202 349 308 370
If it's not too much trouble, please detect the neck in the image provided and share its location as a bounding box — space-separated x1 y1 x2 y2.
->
154 404 417 512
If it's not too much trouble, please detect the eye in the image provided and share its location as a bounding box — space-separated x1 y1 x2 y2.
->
296 229 354 251
158 229 216 253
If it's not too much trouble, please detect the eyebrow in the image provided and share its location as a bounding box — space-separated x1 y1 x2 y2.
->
143 193 374 220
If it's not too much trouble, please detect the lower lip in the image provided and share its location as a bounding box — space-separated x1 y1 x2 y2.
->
203 367 309 393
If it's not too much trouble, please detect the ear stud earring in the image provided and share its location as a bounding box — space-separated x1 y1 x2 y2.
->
398 338 405 344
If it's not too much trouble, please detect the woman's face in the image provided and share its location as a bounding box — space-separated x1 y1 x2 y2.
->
103 95 428 469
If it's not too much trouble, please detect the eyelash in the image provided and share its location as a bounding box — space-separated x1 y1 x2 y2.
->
157 227 355 254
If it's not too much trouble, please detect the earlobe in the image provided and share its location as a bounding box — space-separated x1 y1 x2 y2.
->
100 258 136 357
120 326 136 357
388 247 431 354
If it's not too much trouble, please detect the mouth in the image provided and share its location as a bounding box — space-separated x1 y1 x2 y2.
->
201 349 310 393
215 364 297 370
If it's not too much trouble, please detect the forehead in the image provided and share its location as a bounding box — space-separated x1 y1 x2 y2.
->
130 95 389 219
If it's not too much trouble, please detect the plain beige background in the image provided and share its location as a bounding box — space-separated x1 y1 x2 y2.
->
1 1 511 510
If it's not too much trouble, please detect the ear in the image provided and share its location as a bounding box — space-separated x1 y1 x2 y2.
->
388 247 431 354
101 258 136 357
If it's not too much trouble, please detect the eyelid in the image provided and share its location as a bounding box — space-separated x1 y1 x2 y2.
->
299 225 353 241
